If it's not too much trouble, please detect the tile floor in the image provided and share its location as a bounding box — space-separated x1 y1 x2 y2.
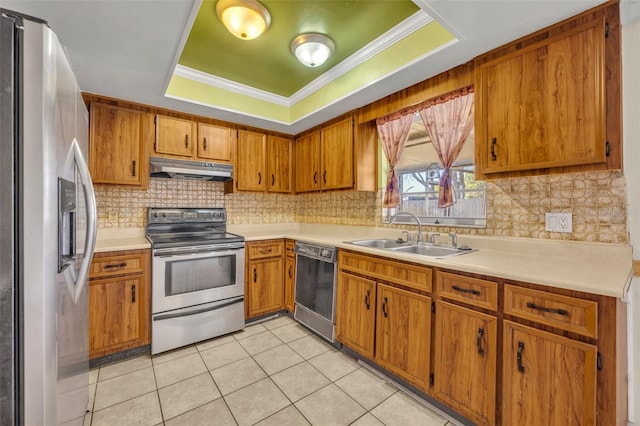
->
86 316 460 426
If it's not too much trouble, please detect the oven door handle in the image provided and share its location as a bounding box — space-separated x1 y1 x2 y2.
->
153 297 244 321
154 248 243 259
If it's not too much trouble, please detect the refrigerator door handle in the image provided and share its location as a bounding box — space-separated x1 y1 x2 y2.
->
71 138 97 303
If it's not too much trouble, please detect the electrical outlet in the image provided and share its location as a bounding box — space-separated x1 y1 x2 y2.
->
545 212 572 233
108 211 118 223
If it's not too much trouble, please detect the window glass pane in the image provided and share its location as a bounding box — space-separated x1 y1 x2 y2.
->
383 111 486 228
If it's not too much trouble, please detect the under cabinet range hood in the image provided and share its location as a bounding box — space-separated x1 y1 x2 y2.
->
150 157 233 181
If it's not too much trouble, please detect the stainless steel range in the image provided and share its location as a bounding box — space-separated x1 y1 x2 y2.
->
146 207 245 354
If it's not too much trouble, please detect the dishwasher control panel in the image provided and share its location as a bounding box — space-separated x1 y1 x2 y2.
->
294 242 337 263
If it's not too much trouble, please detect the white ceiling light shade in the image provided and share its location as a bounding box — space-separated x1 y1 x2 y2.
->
290 33 335 67
216 0 271 40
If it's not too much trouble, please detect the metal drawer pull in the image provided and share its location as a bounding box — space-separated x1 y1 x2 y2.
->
259 248 273 254
526 302 569 316
323 170 327 184
258 172 262 185
131 160 136 176
517 341 525 373
382 297 388 317
103 262 127 269
185 134 189 148
271 174 275 186
491 137 497 161
253 268 257 283
313 172 317 184
288 265 292 278
364 289 371 310
452 285 480 296
131 285 136 303
203 137 207 150
477 327 484 355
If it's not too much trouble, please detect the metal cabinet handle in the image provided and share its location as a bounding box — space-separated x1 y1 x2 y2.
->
253 268 257 283
382 297 388 318
103 262 127 269
313 172 318 184
288 265 292 279
131 284 136 303
131 160 136 177
517 341 525 373
271 174 275 186
203 137 207 150
365 289 371 310
259 248 272 254
185 134 189 149
491 137 497 161
452 285 480 296
526 302 568 316
477 327 485 355
323 170 327 184
258 172 262 185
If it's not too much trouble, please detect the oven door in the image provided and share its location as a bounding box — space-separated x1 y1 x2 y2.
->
152 244 245 314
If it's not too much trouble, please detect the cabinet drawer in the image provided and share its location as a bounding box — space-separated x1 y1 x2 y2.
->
436 272 498 311
90 253 145 278
339 251 432 293
504 284 597 338
247 240 284 260
285 240 295 257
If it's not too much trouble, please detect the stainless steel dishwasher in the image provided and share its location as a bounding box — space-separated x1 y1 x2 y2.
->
293 242 338 342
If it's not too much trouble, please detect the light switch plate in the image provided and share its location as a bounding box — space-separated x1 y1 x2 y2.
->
545 212 572 233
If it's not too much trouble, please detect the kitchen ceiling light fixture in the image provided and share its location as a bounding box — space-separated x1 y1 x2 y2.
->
216 0 271 40
290 33 335 67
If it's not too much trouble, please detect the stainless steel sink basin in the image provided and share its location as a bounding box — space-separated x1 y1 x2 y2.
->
390 244 476 258
346 238 410 249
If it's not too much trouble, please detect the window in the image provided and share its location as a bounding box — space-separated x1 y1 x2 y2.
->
383 112 486 227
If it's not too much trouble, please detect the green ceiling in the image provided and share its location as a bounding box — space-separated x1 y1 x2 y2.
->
178 0 420 97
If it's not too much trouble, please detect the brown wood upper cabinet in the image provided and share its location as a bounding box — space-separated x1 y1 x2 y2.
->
197 123 232 162
475 17 607 177
295 116 354 192
236 130 292 193
154 115 197 158
89 103 146 188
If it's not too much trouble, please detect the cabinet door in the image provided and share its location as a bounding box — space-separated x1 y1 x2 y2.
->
284 255 296 312
321 118 353 190
375 284 431 390
336 272 376 359
294 131 320 192
479 20 605 174
89 275 145 358
155 115 196 157
267 135 292 193
236 130 266 191
89 103 144 186
197 123 232 162
246 257 283 318
433 301 497 426
502 320 597 425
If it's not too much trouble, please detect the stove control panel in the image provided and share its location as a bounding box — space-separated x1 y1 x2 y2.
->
147 208 227 224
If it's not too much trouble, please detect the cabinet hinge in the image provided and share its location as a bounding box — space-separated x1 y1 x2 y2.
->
605 141 611 157
605 22 609 38
431 302 435 314
429 373 434 386
597 352 603 371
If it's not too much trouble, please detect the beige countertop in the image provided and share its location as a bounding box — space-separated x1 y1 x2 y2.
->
95 227 150 253
94 223 632 299
229 223 633 299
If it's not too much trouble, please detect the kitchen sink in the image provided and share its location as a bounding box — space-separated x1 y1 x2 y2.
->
345 238 476 259
390 244 476 258
346 238 410 249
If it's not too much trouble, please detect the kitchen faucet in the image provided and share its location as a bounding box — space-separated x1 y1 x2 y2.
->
449 232 458 249
390 212 423 243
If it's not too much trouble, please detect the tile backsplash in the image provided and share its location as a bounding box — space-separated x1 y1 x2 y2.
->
96 170 627 244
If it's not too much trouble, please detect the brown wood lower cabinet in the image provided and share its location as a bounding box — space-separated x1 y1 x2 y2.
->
433 301 497 426
502 320 597 425
245 240 284 319
375 284 431 390
89 249 150 359
336 272 376 359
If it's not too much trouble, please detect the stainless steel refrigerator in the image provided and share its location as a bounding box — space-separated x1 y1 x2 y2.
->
0 9 97 426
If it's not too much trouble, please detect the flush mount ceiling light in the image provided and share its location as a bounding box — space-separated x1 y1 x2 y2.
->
216 0 271 40
290 33 335 67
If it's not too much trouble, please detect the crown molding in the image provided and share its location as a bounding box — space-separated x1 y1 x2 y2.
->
173 64 291 107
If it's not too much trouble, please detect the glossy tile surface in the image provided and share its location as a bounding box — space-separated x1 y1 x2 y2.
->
86 316 459 425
